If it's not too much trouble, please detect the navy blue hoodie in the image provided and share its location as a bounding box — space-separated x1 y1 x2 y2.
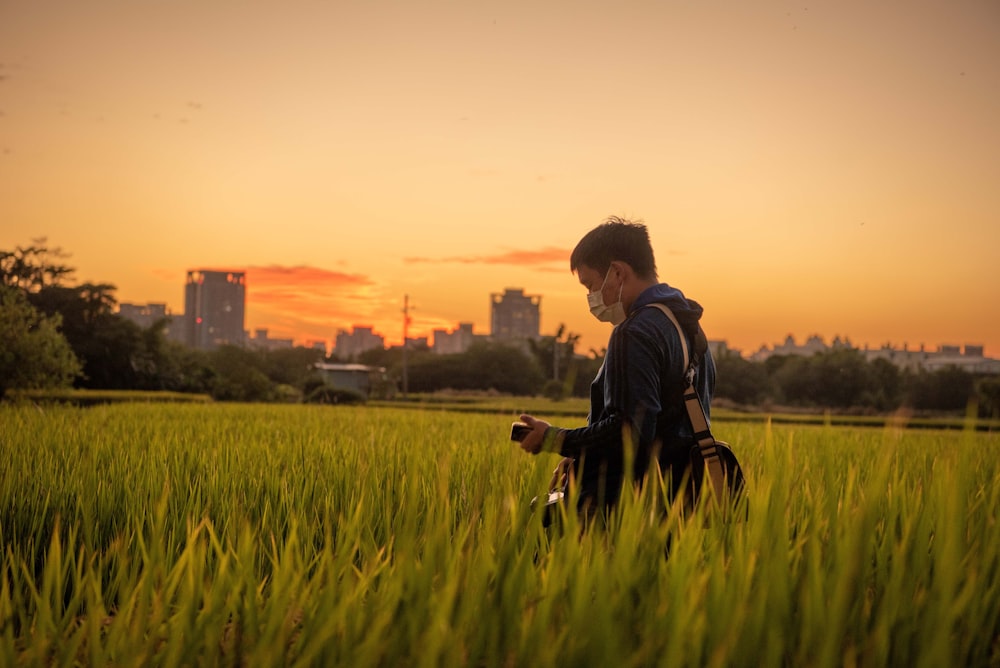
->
554 282 715 509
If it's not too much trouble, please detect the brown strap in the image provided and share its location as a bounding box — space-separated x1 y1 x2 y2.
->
644 303 727 499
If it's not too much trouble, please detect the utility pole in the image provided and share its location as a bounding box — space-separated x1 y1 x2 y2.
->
553 325 564 382
402 294 410 396
553 336 560 382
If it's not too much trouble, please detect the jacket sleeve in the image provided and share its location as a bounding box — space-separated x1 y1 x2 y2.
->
554 319 666 459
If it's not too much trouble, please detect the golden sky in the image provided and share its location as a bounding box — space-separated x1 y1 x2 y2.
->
2 0 998 356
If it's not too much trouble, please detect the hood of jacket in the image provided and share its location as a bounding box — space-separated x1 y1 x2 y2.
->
629 283 707 357
630 283 703 327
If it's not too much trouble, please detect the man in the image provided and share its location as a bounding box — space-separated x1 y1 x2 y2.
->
517 217 715 516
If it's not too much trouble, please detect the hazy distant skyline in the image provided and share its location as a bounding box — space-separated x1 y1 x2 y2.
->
129 266 991 358
2 0 998 355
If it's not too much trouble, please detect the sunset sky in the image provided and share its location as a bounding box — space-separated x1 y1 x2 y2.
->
2 0 998 357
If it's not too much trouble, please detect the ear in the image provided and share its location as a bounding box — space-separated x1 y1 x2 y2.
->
609 260 629 280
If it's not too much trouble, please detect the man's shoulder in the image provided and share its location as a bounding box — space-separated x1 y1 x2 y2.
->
617 303 681 345
627 300 682 327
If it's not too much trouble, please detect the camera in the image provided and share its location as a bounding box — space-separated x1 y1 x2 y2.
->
510 422 532 442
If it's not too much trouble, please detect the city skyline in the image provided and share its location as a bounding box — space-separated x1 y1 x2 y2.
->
122 275 995 361
2 1 998 357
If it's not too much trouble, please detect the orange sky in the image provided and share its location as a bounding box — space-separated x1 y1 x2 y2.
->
2 0 998 357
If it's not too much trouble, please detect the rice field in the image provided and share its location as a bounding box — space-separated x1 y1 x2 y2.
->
1 402 998 667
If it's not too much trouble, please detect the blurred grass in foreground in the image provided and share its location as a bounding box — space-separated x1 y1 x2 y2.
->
1 403 998 666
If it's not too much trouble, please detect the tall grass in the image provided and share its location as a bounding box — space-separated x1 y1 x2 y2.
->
1 403 998 666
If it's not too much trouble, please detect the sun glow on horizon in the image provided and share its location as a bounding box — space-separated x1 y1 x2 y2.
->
2 0 998 358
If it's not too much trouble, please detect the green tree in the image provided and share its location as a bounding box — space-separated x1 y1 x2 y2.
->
260 346 326 388
528 324 581 400
72 314 149 389
406 342 545 395
359 342 430 394
867 358 902 411
0 286 82 397
769 349 884 410
977 377 1000 419
0 240 74 291
714 350 771 406
207 345 274 402
156 342 215 393
570 348 606 398
904 367 975 412
811 348 874 408
771 355 819 406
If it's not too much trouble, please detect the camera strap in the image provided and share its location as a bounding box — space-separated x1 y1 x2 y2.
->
644 302 727 499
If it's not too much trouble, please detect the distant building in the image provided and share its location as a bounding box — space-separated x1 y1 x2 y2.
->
119 302 186 344
432 322 486 355
708 340 738 359
119 302 169 329
750 334 852 362
404 336 429 349
749 335 848 361
305 340 329 355
856 342 934 372
314 362 390 398
860 342 1000 374
750 335 1000 374
919 344 1000 374
164 313 187 345
248 328 294 351
184 270 246 349
490 288 541 342
335 326 385 360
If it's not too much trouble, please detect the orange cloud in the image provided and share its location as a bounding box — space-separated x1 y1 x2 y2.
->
404 246 570 272
244 265 381 337
247 265 373 289
150 267 183 282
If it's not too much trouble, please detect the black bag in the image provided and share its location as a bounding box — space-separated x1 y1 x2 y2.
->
646 303 747 515
687 439 746 516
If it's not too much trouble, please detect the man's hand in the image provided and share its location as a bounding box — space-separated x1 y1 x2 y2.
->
548 457 574 491
517 413 552 454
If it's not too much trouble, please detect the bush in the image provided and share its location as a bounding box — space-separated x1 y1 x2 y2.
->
542 379 566 401
304 385 366 405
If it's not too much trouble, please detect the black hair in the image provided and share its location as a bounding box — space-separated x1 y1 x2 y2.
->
569 216 658 280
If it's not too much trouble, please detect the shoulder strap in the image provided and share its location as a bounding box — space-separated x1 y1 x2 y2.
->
643 303 727 498
644 302 690 372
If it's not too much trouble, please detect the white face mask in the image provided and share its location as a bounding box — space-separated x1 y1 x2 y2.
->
587 267 626 325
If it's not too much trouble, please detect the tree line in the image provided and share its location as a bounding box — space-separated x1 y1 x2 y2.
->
0 240 597 403
2 240 997 416
714 348 1000 418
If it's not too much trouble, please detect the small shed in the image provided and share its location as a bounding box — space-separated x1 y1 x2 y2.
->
313 363 389 398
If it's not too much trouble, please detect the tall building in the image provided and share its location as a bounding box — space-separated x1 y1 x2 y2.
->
119 302 186 344
335 326 385 360
184 270 246 349
248 328 294 351
432 322 483 355
119 302 169 329
490 288 541 341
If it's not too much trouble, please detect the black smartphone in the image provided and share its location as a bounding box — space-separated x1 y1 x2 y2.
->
510 422 532 442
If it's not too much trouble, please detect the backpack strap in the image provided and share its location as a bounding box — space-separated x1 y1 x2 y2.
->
643 303 727 499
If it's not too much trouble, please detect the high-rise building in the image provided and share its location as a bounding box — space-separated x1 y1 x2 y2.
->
490 288 541 341
335 326 385 360
433 322 482 354
119 302 186 344
248 328 294 351
119 302 169 329
184 270 246 349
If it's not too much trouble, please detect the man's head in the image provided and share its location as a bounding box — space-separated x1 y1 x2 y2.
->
571 217 659 322
569 216 658 281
